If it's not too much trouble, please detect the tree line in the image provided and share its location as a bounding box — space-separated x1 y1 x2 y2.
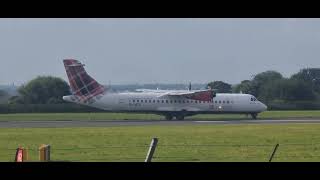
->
207 68 320 109
1 68 320 111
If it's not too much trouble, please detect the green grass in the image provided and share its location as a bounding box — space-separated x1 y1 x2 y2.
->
0 110 320 121
0 112 162 121
1 124 320 162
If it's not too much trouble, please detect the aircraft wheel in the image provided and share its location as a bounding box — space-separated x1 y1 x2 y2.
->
251 113 257 119
176 115 185 120
165 115 173 120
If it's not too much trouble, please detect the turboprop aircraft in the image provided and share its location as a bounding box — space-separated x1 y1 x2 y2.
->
62 59 267 120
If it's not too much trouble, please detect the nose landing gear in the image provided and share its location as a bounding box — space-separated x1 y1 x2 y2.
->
251 113 258 119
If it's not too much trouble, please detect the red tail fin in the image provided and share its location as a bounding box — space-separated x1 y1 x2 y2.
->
63 59 105 102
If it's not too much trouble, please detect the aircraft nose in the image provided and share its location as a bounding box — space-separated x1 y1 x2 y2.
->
261 103 267 111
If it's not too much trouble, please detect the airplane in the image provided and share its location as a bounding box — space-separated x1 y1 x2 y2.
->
62 59 267 120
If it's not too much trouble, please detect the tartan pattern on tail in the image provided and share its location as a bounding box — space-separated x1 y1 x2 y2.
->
63 59 105 103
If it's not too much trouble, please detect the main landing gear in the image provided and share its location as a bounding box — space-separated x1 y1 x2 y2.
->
165 115 173 120
164 114 185 120
175 114 185 120
164 110 187 120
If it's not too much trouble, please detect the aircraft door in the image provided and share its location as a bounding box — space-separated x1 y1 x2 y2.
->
118 98 127 110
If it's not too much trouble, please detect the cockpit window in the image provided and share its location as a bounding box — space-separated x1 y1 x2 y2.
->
251 96 257 101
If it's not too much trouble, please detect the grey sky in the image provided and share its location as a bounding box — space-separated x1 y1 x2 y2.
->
0 18 320 86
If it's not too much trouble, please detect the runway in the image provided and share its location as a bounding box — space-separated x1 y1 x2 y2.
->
1 119 320 128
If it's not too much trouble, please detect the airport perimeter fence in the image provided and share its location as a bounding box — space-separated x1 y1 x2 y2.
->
2 141 320 162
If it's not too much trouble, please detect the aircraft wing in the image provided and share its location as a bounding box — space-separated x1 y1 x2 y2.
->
136 89 188 93
158 89 216 101
135 89 164 93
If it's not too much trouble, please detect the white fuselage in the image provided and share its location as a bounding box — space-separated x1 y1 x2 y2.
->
63 92 267 115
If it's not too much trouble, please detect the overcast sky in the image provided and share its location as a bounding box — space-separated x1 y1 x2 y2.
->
0 18 320 86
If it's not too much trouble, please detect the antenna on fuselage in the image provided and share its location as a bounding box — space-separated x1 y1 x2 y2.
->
189 82 191 91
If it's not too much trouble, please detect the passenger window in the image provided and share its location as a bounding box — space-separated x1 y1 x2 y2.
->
186 100 189 103
162 100 164 103
174 100 177 103
227 101 229 104
166 100 169 103
215 101 217 103
133 100 135 103
170 100 173 103
137 100 139 102
219 101 221 103
149 100 151 103
145 100 147 103
195 101 198 103
153 100 155 103
183 100 185 103
157 100 160 103
223 101 225 103
178 100 181 103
